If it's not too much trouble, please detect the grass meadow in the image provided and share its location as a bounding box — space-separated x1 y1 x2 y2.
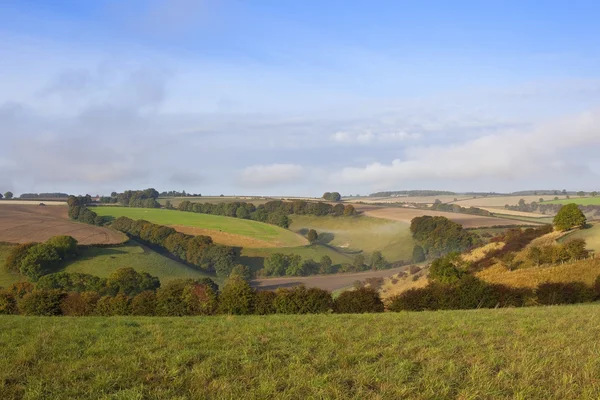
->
94 207 306 248
289 215 415 261
3 305 600 399
0 244 23 288
560 223 600 253
545 197 600 205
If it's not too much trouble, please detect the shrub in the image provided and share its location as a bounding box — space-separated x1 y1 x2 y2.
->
105 268 160 296
319 256 333 274
219 277 255 315
254 291 276 315
5 243 36 272
19 243 61 281
7 281 35 298
429 254 464 284
131 291 157 316
412 245 426 263
409 265 421 275
334 287 384 313
60 292 100 316
18 290 65 316
37 272 106 293
95 294 131 316
370 251 388 270
183 282 219 315
229 264 252 281
273 286 332 314
156 280 189 316
536 282 594 305
307 229 318 244
0 291 17 315
45 235 78 259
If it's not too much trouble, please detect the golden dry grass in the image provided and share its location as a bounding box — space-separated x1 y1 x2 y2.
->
476 256 600 288
462 242 505 263
379 267 430 300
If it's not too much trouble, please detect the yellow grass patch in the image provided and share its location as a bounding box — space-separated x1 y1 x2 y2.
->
379 267 430 300
462 242 505 263
476 257 600 288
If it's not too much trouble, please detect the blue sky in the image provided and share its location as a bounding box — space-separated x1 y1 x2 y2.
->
1 0 600 196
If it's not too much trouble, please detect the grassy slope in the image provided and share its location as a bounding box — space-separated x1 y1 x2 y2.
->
94 207 305 247
240 244 353 271
61 242 220 285
0 244 25 288
545 197 600 205
289 215 414 261
3 305 600 399
560 223 600 253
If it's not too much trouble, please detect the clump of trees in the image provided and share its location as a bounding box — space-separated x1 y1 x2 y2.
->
527 239 590 266
369 190 455 197
3 191 13 200
174 199 356 229
410 216 479 259
322 192 342 201
111 216 236 277
430 202 491 216
5 235 79 281
67 196 104 225
553 204 587 231
19 193 69 199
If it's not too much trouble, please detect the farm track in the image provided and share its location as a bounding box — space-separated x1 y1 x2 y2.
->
0 205 126 245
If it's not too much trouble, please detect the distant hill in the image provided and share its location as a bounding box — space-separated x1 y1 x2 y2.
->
369 190 456 197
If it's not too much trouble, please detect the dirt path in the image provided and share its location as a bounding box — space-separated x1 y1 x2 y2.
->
252 265 409 291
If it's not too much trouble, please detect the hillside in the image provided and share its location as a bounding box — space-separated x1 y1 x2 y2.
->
545 197 600 206
3 305 600 399
94 207 307 248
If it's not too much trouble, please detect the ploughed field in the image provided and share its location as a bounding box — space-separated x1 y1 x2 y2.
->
357 205 536 228
94 207 307 248
3 304 600 399
0 205 126 245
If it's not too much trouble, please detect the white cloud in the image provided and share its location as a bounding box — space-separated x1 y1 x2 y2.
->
332 130 421 144
238 164 305 188
334 109 600 188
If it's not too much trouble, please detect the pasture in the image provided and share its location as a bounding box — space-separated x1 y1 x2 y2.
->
0 205 126 245
560 223 600 253
289 214 414 261
94 207 307 248
0 244 23 288
452 195 570 207
62 242 220 285
157 196 276 207
545 197 600 206
3 305 600 399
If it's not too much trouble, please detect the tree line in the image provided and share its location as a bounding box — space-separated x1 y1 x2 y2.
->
19 192 69 199
99 188 160 208
176 199 356 229
110 217 236 277
0 271 385 316
369 190 456 197
67 196 104 225
430 201 492 216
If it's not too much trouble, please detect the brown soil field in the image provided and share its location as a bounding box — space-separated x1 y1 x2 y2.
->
357 206 538 228
252 265 409 291
350 195 472 205
169 225 277 248
0 200 66 206
0 205 127 245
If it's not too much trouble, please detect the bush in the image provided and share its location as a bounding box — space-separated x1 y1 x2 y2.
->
229 264 252 281
219 277 255 315
131 291 157 316
536 282 594 305
95 294 131 316
319 256 333 274
60 292 100 316
273 286 332 314
0 291 17 315
429 254 464 284
254 291 276 315
105 268 160 296
37 272 106 293
334 287 384 313
156 280 189 316
7 282 34 298
18 290 65 316
19 243 62 281
45 235 78 259
5 243 36 272
183 282 219 316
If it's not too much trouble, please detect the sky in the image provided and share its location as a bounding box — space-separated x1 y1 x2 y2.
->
1 0 600 197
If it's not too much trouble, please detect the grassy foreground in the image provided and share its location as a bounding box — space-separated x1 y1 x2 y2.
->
94 207 306 248
3 305 600 399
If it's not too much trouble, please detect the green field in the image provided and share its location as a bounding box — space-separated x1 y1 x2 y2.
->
240 244 353 271
94 207 306 248
545 197 600 205
3 305 600 399
560 223 600 253
0 244 24 288
157 196 274 207
62 242 220 285
289 215 414 261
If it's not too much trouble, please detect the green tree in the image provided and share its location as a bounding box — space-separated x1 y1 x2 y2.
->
219 277 255 315
412 245 426 263
106 268 160 296
319 256 333 274
4 191 13 200
370 251 388 270
352 254 365 271
307 229 318 244
553 204 586 231
131 291 157 316
229 264 252 281
19 244 62 281
334 287 384 313
429 253 464 284
577 191 586 197
591 191 598 197
45 235 78 259
18 290 65 316
5 242 37 272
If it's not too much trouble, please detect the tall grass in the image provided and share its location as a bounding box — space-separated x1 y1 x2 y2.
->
3 305 600 398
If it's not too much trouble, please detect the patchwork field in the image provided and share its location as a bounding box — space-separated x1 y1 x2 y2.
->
0 205 127 245
94 207 307 248
453 195 570 207
545 197 600 206
3 305 600 398
289 215 415 261
358 206 533 228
